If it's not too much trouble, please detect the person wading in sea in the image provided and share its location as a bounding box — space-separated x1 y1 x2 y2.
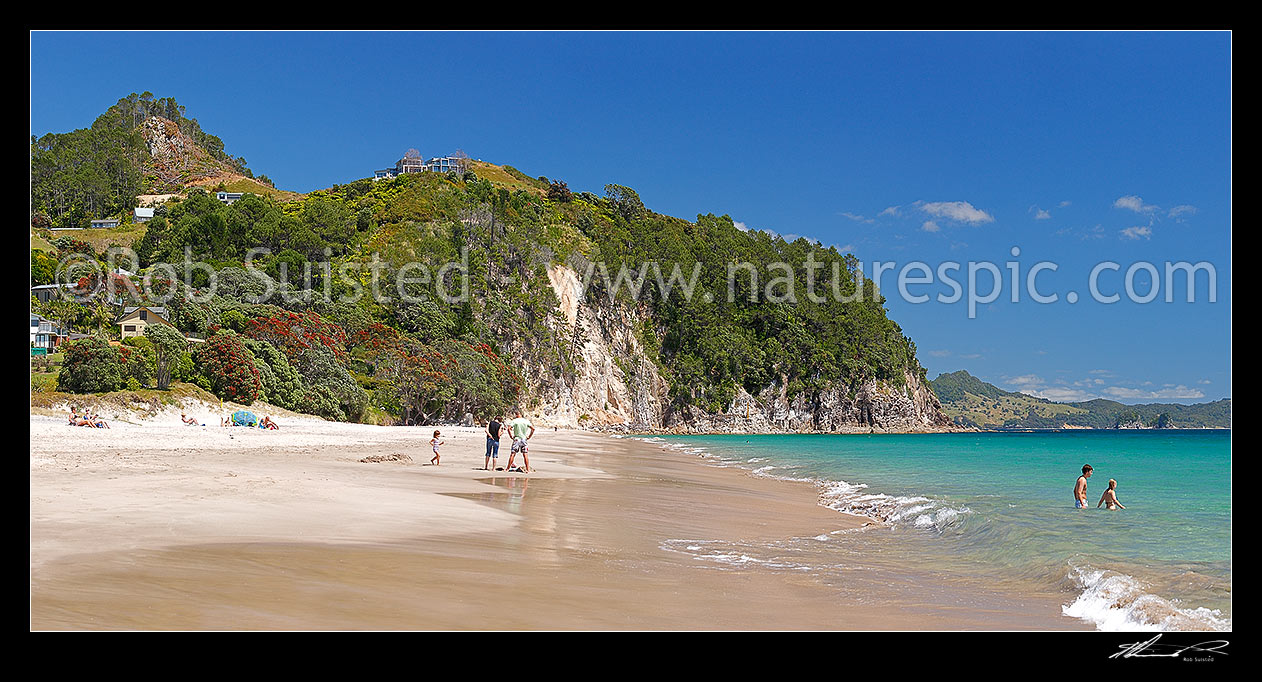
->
1074 464 1093 508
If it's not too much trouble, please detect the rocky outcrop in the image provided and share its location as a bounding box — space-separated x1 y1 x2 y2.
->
521 265 668 428
522 265 952 433
139 116 225 191
661 367 951 433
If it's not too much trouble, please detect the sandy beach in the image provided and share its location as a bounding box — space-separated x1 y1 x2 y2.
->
30 413 1085 630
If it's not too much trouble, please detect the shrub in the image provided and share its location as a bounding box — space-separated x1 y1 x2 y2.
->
294 345 367 421
118 343 156 387
57 336 124 393
547 180 573 203
244 338 304 410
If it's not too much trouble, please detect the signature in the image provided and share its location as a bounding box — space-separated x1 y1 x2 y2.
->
1110 634 1229 659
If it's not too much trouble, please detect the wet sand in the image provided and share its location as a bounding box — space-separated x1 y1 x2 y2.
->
30 417 1085 629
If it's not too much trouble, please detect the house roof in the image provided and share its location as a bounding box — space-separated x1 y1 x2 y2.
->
119 306 171 323
134 208 155 218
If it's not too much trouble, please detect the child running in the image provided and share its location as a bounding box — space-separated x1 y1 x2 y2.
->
429 430 444 465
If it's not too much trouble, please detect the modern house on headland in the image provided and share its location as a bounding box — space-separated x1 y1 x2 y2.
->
373 151 465 180
90 218 121 229
134 208 155 223
215 191 244 204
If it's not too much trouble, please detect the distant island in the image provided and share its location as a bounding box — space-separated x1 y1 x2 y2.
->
930 370 1231 430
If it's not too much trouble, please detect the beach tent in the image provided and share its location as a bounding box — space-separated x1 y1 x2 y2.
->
231 410 259 427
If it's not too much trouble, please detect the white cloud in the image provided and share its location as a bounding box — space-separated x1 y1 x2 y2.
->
918 200 995 225
1103 385 1206 400
733 221 749 232
1058 200 1072 208
1198 379 1212 385
1022 387 1098 402
922 220 940 232
1007 369 1209 403
1006 374 1045 389
836 243 855 253
878 206 901 217
1120 226 1153 240
927 350 951 358
840 212 875 224
1114 195 1158 213
1034 208 1051 220
960 353 982 360
1168 205 1198 220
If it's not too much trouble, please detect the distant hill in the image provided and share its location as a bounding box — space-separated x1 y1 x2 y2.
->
30 92 296 230
931 370 1231 429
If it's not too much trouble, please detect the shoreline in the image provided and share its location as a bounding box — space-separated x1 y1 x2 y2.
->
30 415 1085 630
595 425 1230 435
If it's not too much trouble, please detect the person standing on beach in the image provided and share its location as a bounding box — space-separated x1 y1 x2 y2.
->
1097 479 1126 510
484 416 504 470
1074 464 1093 508
504 411 535 473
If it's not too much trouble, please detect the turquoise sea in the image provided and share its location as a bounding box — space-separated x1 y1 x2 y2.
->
642 430 1231 630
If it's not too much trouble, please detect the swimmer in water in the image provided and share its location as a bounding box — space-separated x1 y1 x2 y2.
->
1097 479 1126 510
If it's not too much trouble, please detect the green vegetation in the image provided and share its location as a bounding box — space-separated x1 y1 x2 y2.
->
931 370 1231 429
31 94 932 426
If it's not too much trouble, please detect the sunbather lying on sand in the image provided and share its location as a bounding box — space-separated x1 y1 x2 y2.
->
67 409 92 427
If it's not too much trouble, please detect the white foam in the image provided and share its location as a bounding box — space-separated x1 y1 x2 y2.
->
1062 564 1231 631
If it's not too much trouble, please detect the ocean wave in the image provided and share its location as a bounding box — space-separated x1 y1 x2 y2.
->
816 480 970 533
1062 563 1231 631
660 538 854 573
648 438 972 534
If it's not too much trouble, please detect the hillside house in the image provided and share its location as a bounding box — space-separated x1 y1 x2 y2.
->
90 218 121 229
117 306 175 339
30 314 65 350
31 284 75 305
215 191 244 205
134 208 155 223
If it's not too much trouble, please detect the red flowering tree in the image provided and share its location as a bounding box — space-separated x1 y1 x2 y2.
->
244 310 348 362
195 330 262 404
350 323 457 424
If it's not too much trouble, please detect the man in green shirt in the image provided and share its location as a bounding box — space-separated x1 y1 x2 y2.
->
504 411 535 473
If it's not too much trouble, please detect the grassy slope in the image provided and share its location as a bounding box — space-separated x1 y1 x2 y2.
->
187 173 305 202
469 160 548 196
945 390 1089 428
37 223 149 252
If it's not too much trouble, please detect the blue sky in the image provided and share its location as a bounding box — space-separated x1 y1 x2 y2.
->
30 31 1231 404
